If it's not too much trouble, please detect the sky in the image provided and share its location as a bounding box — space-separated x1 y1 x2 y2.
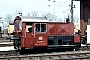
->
0 0 80 23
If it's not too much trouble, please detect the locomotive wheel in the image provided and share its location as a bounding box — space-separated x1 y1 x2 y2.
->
13 40 21 50
13 40 17 49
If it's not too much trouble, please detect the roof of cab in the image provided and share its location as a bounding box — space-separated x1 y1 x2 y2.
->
19 16 49 22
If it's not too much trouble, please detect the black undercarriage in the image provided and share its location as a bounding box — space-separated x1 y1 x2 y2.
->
48 35 73 45
12 35 81 50
48 35 81 48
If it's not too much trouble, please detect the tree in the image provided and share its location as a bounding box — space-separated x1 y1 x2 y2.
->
42 13 57 21
27 12 31 16
73 16 79 23
58 18 63 22
65 13 79 23
31 11 39 17
14 9 22 16
27 11 39 17
4 14 13 23
2 14 13 30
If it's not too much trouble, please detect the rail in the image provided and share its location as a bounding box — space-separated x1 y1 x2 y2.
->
0 51 90 60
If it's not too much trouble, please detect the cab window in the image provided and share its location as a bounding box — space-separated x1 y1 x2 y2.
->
35 23 46 32
26 22 32 33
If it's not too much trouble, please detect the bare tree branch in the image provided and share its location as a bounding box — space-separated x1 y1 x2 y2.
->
15 9 22 16
42 13 57 21
27 11 39 17
31 11 39 17
4 14 13 23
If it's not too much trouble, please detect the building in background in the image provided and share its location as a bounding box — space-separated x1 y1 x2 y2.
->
75 0 90 36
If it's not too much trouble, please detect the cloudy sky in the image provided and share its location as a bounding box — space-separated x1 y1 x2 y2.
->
0 0 80 23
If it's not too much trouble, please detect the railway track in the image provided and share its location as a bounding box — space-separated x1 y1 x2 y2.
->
0 50 90 60
0 37 90 60
79 44 90 51
0 37 13 47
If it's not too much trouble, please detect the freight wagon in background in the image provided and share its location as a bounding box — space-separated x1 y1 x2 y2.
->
12 16 81 51
8 23 14 35
7 23 14 40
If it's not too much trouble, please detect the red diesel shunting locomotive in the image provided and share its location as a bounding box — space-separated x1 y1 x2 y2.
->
12 15 81 50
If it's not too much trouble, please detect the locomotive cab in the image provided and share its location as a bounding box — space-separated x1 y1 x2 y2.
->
13 16 48 50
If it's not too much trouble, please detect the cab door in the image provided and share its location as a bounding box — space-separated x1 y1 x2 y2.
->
34 23 48 47
25 22 34 48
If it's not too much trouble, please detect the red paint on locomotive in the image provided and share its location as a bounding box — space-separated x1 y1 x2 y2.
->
47 23 74 35
74 35 80 43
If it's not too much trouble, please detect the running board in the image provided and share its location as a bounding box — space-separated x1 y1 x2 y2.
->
48 45 77 48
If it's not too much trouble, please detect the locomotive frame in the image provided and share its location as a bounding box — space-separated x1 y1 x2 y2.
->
12 16 81 50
